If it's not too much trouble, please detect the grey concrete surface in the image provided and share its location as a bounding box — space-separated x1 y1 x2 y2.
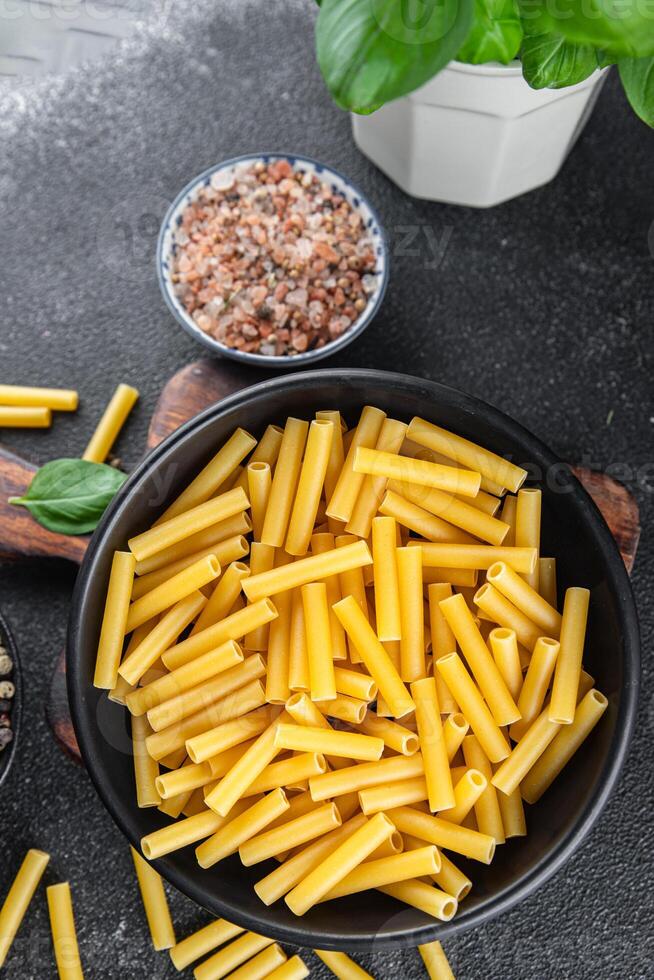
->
0 1 652 977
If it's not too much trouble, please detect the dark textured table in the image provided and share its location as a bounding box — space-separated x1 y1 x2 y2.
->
0 2 652 977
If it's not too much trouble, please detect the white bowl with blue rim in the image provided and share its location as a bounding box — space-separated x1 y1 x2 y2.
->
156 153 389 368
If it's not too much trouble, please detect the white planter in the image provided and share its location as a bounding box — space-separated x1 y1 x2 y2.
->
352 61 608 208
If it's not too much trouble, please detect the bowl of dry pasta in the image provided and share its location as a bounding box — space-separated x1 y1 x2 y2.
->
67 369 639 952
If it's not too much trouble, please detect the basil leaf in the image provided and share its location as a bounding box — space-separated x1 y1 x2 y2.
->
458 0 523 65
521 32 598 88
9 458 128 535
619 56 654 126
316 0 475 112
518 0 654 59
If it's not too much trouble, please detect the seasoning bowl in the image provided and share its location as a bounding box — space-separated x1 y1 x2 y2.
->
0 610 21 792
156 153 389 368
68 369 640 952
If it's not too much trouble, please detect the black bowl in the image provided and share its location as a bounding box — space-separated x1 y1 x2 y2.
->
0 610 21 792
67 370 640 951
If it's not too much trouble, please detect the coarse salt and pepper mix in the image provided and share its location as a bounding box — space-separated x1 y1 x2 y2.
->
171 159 379 357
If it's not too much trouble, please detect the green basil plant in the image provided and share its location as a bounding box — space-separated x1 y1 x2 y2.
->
315 0 654 125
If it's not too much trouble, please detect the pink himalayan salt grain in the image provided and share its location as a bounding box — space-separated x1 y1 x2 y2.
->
171 161 378 356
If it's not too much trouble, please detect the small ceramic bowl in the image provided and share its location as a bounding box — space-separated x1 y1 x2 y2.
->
157 153 389 368
0 610 21 792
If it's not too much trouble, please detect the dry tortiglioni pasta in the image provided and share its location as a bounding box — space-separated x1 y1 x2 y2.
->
87 405 606 929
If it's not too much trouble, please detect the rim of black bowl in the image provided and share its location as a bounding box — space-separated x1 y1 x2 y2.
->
0 609 21 792
67 369 640 951
156 152 390 369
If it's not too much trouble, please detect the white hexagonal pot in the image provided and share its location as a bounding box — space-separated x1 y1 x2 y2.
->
351 61 609 208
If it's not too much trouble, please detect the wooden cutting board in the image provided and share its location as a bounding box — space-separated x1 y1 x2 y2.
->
0 359 641 761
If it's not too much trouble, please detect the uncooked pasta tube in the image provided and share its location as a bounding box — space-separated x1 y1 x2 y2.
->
261 418 309 548
131 534 248 597
93 551 136 689
549 588 590 725
288 589 310 692
358 710 419 758
418 941 456 980
322 846 440 900
388 480 508 546
187 708 272 766
492 709 562 796
314 951 373 980
46 882 84 980
125 555 220 633
0 383 78 410
159 427 256 523
486 561 561 636
156 761 214 800
521 689 608 803
378 880 457 921
132 713 159 807
266 586 293 705
388 806 495 864
224 945 287 980
333 596 414 719
310 532 348 662
497 783 526 838
83 383 139 462
302 583 336 702
308 754 424 801
346 418 407 538
379 490 474 545
510 637 560 740
515 488 541 590
439 594 520 727
194 932 275 980
265 956 309 980
204 713 285 816
192 562 251 636
473 584 542 652
334 666 377 702
443 713 469 762
169 919 244 971
134 513 251 577
354 447 480 497
286 419 334 555
131 848 176 950
318 694 367 726
196 789 290 868
411 677 454 812
326 406 386 522
242 540 372 602
0 848 50 968
248 462 271 542
462 735 505 844
538 557 557 607
359 776 429 814
372 516 402 641
274 723 384 762
415 542 537 574
397 546 426 682
240 802 342 866
406 417 527 493
244 544 276 650
285 812 395 915
427 584 458 713
130 488 248 563
119 591 207 685
141 802 251 860
163 599 278 671
439 769 487 825
435 653 509 763
488 627 522 702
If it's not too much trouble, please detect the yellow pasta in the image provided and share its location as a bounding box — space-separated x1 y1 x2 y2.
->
443 713 469 762
486 561 561 637
334 666 377 702
169 919 244 972
266 585 293 705
415 542 537 574
93 551 136 689
359 776 429 814
439 593 520 727
310 532 348 662
411 677 454 812
0 848 50 968
131 848 176 950
322 845 440 901
274 723 384 762
538 557 557 607
194 932 275 980
549 588 590 725
435 653 509 763
141 801 252 860
285 812 395 915
196 788 290 868
163 599 278 671
244 544 276 650
488 627 523 702
134 513 251 577
132 713 160 807
286 419 334 555
388 480 508 546
314 951 373 980
334 596 414 719
82 383 139 462
186 707 271 766
156 760 214 800
204 713 285 816
515 488 541 590
224 945 287 980
125 554 220 633
319 694 368 725
473 584 542 652
355 447 481 498
359 709 419 757
309 754 424 802
326 405 386 522
192 562 251 636
492 709 562 796
397 545 426 682
388 806 495 864
245 752 327 797
379 490 474 545
510 637 560 740
497 783 527 838
288 589 310 692
521 689 608 803
129 487 248 563
159 427 256 523
119 591 207 685
500 494 517 546
248 462 272 541
242 540 372 602
240 802 341 866
131 536 249 601
418 941 456 980
371 516 402 641
378 880 457 921
0 383 78 410
46 882 84 980
300 583 336 702
265 955 309 980
261 418 309 548
345 418 407 538
427 584 458 713
406 416 527 493
462 735 505 843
